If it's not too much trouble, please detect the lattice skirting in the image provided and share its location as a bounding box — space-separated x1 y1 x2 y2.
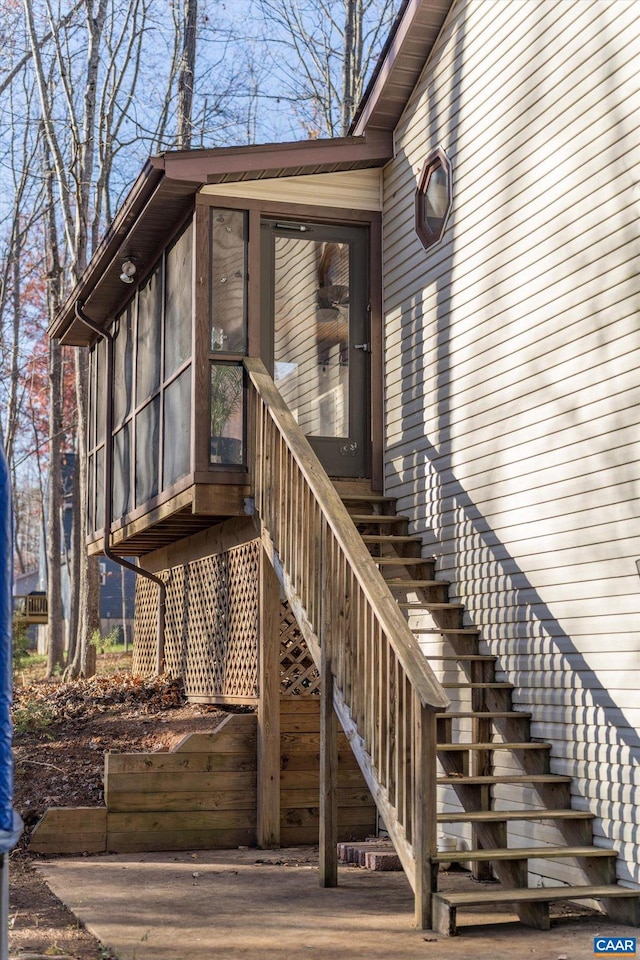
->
133 541 259 701
279 601 320 696
132 542 319 702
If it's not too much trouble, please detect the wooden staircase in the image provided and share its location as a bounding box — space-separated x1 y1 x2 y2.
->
343 491 640 935
244 357 639 935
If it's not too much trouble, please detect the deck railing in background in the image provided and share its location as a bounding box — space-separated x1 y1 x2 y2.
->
13 595 48 622
245 357 448 926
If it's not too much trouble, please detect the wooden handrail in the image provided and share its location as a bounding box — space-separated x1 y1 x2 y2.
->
245 357 447 926
245 358 448 711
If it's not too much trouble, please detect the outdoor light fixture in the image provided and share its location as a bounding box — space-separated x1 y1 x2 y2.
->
119 260 136 283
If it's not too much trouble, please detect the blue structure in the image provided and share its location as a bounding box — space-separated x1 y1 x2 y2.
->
0 431 24 960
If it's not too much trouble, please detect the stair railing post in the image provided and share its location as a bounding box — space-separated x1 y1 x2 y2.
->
319 528 338 887
257 543 281 849
414 696 438 929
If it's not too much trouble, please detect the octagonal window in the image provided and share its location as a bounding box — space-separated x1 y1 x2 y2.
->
415 149 452 249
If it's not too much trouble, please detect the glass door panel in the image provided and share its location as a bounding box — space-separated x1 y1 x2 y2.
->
263 221 368 478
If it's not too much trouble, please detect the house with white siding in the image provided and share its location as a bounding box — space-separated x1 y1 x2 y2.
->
49 0 639 935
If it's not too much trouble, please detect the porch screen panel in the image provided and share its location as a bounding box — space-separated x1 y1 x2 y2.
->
163 367 191 486
136 264 162 403
113 305 133 427
165 221 193 378
95 446 104 531
135 396 159 505
273 236 349 438
113 423 131 520
87 453 95 532
88 346 96 451
95 338 106 445
210 208 247 353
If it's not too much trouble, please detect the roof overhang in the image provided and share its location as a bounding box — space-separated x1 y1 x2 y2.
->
51 131 393 345
350 0 453 136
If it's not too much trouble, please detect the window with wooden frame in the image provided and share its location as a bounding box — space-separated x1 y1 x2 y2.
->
208 207 248 467
415 148 452 250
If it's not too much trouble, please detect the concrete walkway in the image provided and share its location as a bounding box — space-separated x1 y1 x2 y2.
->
36 848 638 960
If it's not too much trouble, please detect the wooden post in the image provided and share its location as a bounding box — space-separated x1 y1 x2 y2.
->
414 698 438 929
319 536 338 887
257 544 281 848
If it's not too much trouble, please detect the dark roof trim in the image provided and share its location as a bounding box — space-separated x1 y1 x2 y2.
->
51 132 393 345
350 0 453 136
50 159 166 342
158 129 392 182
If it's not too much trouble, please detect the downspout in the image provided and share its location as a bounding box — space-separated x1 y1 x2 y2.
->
75 301 166 674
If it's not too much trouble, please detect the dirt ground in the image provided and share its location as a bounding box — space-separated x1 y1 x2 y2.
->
10 653 225 960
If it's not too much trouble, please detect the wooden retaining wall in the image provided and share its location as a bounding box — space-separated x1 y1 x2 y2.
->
279 698 377 846
30 700 376 854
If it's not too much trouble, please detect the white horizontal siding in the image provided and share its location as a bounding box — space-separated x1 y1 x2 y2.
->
199 169 382 210
383 0 640 886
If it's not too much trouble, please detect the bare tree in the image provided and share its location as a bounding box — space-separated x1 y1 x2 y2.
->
43 133 65 677
255 0 399 137
23 0 108 677
177 0 198 148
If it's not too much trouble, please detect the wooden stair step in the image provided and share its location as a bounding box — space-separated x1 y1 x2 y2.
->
434 884 638 908
429 655 495 661
438 773 572 785
413 628 479 635
349 514 409 523
433 845 616 865
441 682 512 689
437 711 531 719
374 558 430 566
399 602 464 610
437 742 550 751
341 494 395 504
438 809 595 824
385 578 448 587
361 535 422 543
433 884 640 935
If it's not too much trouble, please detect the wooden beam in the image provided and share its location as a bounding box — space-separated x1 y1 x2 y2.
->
319 551 338 886
257 543 281 848
413 699 438 930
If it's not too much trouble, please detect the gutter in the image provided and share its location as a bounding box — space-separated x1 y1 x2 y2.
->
76 301 166 674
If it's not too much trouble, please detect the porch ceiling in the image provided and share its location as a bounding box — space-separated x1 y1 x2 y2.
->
51 132 392 346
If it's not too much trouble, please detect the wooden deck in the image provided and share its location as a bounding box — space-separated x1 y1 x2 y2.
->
13 594 47 624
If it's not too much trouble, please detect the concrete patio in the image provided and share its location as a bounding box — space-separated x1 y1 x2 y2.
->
35 847 638 960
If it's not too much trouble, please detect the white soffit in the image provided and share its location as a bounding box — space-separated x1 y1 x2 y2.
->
199 169 382 210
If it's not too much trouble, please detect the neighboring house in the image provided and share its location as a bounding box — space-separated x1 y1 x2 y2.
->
49 0 639 934
13 569 41 648
36 453 136 653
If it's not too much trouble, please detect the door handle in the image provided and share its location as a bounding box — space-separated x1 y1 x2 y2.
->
354 342 371 353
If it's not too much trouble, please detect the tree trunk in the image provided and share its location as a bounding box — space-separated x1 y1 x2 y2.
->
45 141 65 677
65 455 80 668
65 348 98 678
46 335 64 675
177 0 198 149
